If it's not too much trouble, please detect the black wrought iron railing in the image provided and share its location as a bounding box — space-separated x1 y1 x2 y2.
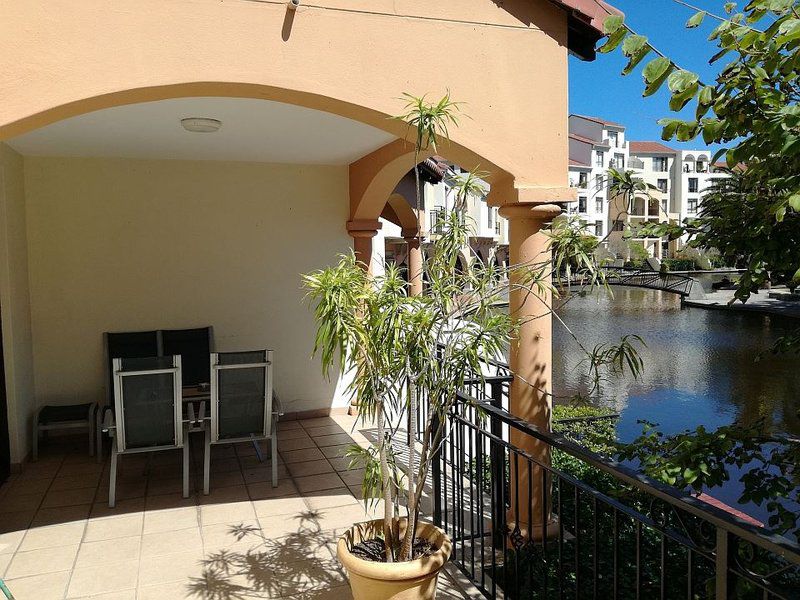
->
562 266 698 297
416 357 800 599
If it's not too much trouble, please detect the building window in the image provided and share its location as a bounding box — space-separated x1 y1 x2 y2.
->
614 153 625 169
595 220 604 237
697 160 707 173
612 220 625 232
595 151 605 167
578 196 587 213
608 131 619 147
578 172 588 188
688 177 698 193
596 198 603 213
487 207 493 229
595 174 604 192
653 157 668 172
657 179 668 193
661 198 668 214
688 198 698 214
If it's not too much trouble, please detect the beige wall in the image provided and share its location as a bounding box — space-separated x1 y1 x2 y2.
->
23 156 351 419
0 0 571 198
0 143 35 464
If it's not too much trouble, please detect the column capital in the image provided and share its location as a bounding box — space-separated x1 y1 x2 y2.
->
498 203 562 221
346 219 382 238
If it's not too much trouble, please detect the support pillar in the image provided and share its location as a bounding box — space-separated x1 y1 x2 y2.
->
347 220 381 272
402 228 423 297
498 202 562 539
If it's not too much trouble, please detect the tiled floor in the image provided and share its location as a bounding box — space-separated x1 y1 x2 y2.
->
0 414 467 599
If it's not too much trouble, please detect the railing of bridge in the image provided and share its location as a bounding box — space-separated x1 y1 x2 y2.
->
415 355 800 599
562 266 697 297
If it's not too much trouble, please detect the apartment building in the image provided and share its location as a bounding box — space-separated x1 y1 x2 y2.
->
567 114 629 239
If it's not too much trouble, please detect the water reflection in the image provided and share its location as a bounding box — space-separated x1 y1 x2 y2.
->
553 284 800 440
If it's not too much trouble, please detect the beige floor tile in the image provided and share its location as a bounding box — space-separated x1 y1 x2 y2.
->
6 544 79 579
31 504 90 527
57 463 105 479
300 417 338 429
319 444 353 459
138 549 205 585
303 488 360 511
144 491 197 512
327 457 360 472
68 590 137 600
0 552 12 577
200 500 255 526
206 469 245 488
83 513 143 542
4 478 51 496
137 580 200 600
90 497 145 520
141 526 202 557
252 494 308 518
50 473 101 492
278 427 314 440
280 436 317 451
247 479 297 500
208 458 241 473
314 434 355 448
0 492 44 514
0 510 35 534
310 504 375 532
287 460 334 478
0 529 26 556
238 454 281 470
41 486 97 508
242 466 278 484
278 419 303 430
294 473 345 494
18 521 86 552
3 570 71 600
304 425 348 437
143 505 199 534
17 463 60 480
281 447 326 464
258 513 320 538
75 535 141 568
338 469 366 487
198 484 249 505
66 560 139 598
201 520 262 550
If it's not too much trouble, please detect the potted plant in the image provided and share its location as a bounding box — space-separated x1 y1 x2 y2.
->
303 94 519 599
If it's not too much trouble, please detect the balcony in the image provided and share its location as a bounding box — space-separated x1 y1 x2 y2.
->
629 157 645 170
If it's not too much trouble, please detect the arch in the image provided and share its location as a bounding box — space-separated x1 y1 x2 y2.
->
386 193 419 233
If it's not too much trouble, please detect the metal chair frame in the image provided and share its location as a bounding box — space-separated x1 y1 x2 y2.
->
203 350 279 494
33 402 98 461
103 355 189 507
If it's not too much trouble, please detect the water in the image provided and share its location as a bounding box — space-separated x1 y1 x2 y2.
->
552 278 799 519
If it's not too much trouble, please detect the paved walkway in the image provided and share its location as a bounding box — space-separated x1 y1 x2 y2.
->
684 288 800 319
0 414 468 599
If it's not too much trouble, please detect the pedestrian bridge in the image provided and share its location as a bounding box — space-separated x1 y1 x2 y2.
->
565 266 705 299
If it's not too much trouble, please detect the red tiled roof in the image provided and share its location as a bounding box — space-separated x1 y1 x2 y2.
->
630 141 677 154
571 114 625 128
548 0 623 61
569 132 597 145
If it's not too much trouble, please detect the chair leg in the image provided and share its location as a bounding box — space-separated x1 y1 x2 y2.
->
203 427 211 495
88 415 95 458
182 428 190 499
96 409 104 464
109 443 118 508
271 432 278 488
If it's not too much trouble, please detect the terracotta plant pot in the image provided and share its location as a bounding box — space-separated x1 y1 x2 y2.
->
337 518 452 600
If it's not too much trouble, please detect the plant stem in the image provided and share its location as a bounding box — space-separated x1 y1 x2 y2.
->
376 400 395 561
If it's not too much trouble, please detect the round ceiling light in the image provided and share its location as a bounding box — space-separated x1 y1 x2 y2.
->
180 117 222 133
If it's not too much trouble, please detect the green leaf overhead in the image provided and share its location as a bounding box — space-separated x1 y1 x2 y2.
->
603 14 625 34
642 57 672 84
686 11 706 27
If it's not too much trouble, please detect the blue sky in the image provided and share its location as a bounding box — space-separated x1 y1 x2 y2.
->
569 0 729 150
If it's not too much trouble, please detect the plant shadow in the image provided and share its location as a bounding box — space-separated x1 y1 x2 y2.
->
186 510 348 599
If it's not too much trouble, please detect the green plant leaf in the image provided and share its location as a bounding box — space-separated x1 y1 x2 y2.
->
643 57 672 84
698 85 714 106
643 61 675 97
789 193 800 212
686 11 706 28
598 27 627 53
603 14 625 34
668 69 700 93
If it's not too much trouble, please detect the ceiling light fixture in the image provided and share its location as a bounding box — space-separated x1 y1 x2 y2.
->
180 117 222 133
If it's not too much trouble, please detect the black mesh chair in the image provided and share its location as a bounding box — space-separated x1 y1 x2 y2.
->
161 327 212 388
99 331 159 461
203 350 280 493
102 355 188 507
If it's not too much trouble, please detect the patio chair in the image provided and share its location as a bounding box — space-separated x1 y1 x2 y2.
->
203 350 280 494
32 402 98 461
161 326 213 387
103 355 189 507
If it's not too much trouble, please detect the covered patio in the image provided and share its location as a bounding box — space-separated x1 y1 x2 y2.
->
0 412 470 599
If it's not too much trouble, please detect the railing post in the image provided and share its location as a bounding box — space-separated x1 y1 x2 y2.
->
715 528 733 599
431 408 442 528
490 380 507 548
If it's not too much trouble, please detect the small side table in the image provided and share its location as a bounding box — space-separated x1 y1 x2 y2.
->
32 403 98 461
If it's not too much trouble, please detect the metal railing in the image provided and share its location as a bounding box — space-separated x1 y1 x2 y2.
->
416 356 800 599
564 266 698 297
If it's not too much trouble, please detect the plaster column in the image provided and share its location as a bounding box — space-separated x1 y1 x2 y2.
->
498 202 562 539
402 228 423 297
347 220 382 273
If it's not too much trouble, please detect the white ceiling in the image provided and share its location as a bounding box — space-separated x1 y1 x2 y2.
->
7 97 396 165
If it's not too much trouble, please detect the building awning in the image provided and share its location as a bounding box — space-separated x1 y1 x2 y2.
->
550 0 622 61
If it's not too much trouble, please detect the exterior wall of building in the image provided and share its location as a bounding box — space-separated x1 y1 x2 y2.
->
22 156 352 420
0 143 35 464
0 0 573 202
675 150 717 221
